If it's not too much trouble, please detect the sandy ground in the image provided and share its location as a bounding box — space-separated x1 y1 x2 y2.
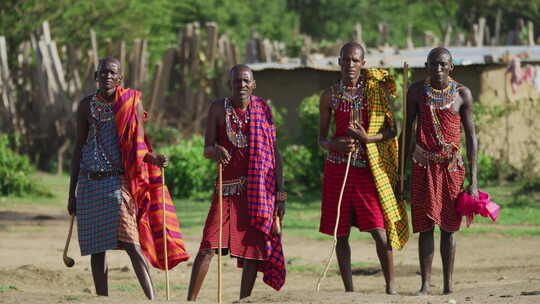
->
1 204 540 304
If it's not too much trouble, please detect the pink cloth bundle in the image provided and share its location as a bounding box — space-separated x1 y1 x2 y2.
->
456 191 500 227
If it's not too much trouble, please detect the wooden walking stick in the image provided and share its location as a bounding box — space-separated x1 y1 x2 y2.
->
400 62 409 200
62 215 75 267
162 167 170 300
217 163 223 304
316 152 353 292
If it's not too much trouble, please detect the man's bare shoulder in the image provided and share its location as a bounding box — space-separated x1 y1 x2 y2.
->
408 81 424 94
209 98 226 116
79 94 94 104
320 88 332 105
457 83 473 100
77 95 93 112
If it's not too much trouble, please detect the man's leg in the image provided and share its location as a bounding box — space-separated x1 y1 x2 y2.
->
369 229 396 295
440 229 456 294
417 227 435 295
91 252 108 296
240 259 259 299
187 250 215 301
121 242 155 300
336 235 353 292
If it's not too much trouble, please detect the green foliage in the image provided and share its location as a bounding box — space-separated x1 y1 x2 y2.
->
517 177 540 195
2 0 540 67
145 122 183 148
159 136 214 199
0 134 50 197
282 94 325 195
462 151 503 187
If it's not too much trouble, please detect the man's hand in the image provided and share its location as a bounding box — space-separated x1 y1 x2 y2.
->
274 200 285 220
144 153 169 167
214 145 231 165
330 137 356 153
67 195 76 216
466 184 479 200
155 154 169 168
347 125 369 144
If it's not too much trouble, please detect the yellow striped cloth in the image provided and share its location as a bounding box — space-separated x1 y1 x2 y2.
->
364 68 409 249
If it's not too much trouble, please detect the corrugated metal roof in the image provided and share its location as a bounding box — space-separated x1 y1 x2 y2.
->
250 46 540 71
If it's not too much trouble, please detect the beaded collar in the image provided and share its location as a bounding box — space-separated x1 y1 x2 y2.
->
224 97 250 148
424 77 457 110
331 77 366 112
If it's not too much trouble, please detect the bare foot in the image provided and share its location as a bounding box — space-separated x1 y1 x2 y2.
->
414 286 431 296
386 288 398 295
386 283 398 295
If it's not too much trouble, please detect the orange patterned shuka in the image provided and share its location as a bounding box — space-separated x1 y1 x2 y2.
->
112 87 189 270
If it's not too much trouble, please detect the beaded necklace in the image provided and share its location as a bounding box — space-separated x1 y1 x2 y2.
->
424 77 457 109
331 77 366 112
330 78 367 157
424 77 458 155
224 97 250 148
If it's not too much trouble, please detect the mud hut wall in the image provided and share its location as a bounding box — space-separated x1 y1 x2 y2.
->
477 63 540 173
253 68 339 139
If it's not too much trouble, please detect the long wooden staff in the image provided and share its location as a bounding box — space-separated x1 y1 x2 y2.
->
400 62 409 199
162 167 170 300
217 163 223 304
316 152 353 292
62 215 75 267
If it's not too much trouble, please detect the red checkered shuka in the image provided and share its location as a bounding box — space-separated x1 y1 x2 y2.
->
411 89 465 233
200 103 267 261
246 96 286 291
320 93 386 235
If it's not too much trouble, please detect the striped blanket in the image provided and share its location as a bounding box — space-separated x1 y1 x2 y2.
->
245 96 286 290
112 87 189 270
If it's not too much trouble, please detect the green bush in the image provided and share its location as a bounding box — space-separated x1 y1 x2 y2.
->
159 136 215 199
146 123 183 148
0 134 50 196
281 94 326 195
463 152 502 186
518 177 540 195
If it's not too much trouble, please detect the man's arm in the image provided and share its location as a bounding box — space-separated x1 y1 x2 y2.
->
67 99 89 215
319 90 355 152
203 100 230 164
459 86 479 198
137 99 168 167
399 83 420 196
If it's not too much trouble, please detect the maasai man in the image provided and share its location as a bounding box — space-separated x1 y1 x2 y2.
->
187 64 286 301
67 57 189 299
318 42 409 294
403 47 478 295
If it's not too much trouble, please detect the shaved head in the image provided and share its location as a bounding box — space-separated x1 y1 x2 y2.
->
229 64 253 79
427 47 452 63
98 56 121 71
340 42 365 59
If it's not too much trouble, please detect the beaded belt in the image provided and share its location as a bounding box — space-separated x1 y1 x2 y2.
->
327 152 368 168
413 144 463 172
81 169 124 181
216 176 247 197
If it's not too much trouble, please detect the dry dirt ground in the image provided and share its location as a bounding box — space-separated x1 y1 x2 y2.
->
1 204 540 304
